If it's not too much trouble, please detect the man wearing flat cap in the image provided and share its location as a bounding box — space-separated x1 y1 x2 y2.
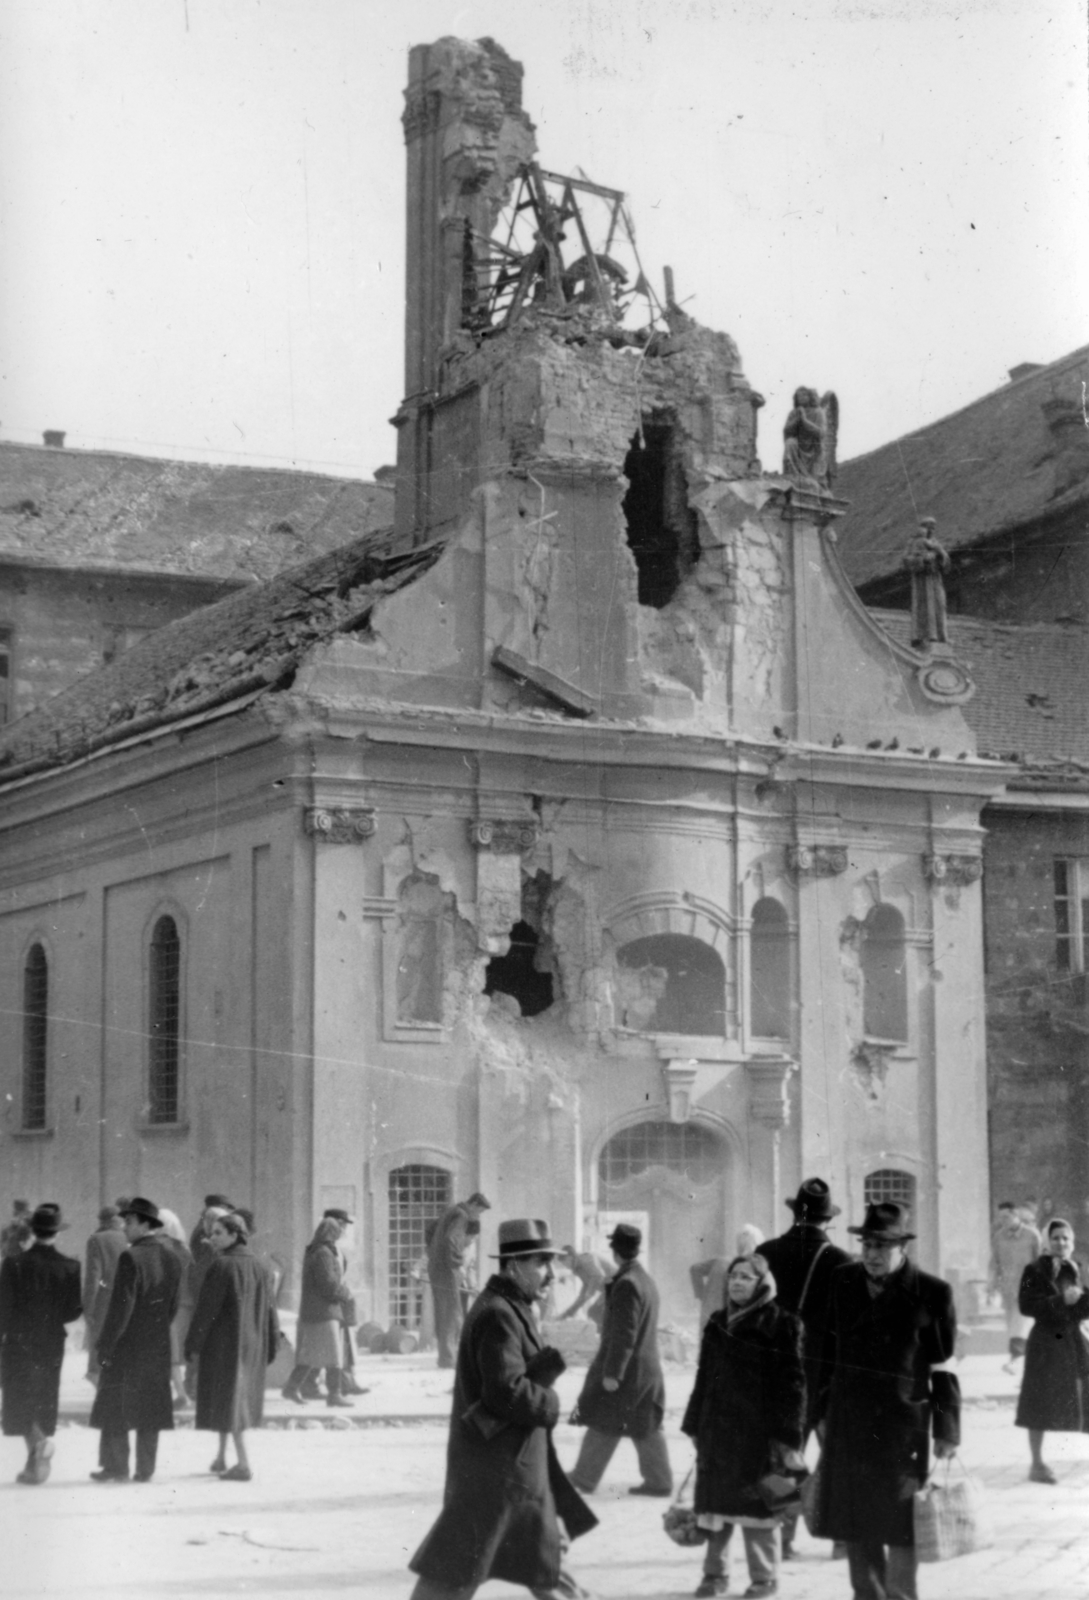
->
90 1197 183 1483
409 1217 597 1599
757 1178 852 1558
0 1202 82 1484
815 1202 960 1600
568 1223 672 1498
427 1190 491 1369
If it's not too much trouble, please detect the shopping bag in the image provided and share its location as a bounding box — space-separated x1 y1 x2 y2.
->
799 1452 827 1538
662 1466 707 1547
913 1454 994 1562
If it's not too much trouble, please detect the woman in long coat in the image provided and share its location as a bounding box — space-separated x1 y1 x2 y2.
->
681 1254 805 1599
184 1211 279 1480
1015 1216 1089 1483
283 1217 354 1406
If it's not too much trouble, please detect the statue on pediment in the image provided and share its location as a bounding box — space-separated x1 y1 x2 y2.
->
904 517 951 649
782 387 838 489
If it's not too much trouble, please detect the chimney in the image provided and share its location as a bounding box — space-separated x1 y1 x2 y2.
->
1007 364 1043 383
43 430 66 448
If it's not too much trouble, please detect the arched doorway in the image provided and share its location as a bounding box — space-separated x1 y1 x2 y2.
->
597 1118 731 1322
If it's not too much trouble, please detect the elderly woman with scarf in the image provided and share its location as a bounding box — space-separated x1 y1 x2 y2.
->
680 1253 805 1599
1015 1216 1089 1484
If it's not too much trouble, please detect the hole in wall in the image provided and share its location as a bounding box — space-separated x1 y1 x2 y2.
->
622 418 700 608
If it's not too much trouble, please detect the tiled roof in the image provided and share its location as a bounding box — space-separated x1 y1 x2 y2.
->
873 609 1089 778
0 528 443 784
836 347 1089 589
0 441 394 582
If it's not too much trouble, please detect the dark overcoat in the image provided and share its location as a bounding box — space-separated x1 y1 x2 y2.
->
682 1299 805 1519
83 1226 127 1357
297 1239 353 1324
185 1242 280 1432
409 1273 596 1591
816 1259 960 1546
574 1258 665 1439
90 1233 183 1434
0 1241 82 1436
1014 1254 1089 1433
757 1223 851 1435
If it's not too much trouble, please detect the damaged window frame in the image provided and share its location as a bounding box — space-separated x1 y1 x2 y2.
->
614 932 728 1039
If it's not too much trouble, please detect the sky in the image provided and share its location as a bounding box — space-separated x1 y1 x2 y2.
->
0 0 1086 480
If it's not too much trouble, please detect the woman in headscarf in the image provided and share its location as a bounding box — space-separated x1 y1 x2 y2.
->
184 1211 280 1480
681 1253 805 1599
283 1217 356 1407
156 1208 194 1411
1015 1216 1089 1484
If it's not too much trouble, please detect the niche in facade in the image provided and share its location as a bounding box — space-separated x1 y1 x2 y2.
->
621 418 700 608
750 897 790 1039
861 904 908 1042
484 873 556 1018
396 876 447 1025
616 933 726 1035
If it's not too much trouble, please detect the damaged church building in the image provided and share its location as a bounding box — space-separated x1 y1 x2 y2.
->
0 39 1009 1323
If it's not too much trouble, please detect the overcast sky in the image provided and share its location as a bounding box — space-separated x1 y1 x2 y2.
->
0 0 1085 479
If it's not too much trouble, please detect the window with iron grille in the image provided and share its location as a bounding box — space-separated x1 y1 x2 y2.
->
599 1120 721 1189
22 944 48 1130
388 1164 452 1330
148 915 181 1124
864 1167 916 1217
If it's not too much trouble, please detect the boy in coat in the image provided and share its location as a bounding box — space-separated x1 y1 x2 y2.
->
568 1223 672 1497
816 1202 960 1600
0 1202 82 1483
90 1197 183 1483
409 1217 597 1599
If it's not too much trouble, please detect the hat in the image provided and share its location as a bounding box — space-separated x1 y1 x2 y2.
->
323 1208 354 1225
848 1202 915 1244
467 1192 492 1210
97 1204 120 1226
490 1219 562 1259
120 1196 164 1229
30 1202 68 1236
204 1193 233 1210
786 1178 841 1222
608 1222 642 1254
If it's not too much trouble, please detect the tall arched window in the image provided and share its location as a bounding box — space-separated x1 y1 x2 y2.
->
388 1164 452 1330
861 904 908 1042
616 934 726 1035
22 943 48 1131
148 915 181 1124
750 898 790 1038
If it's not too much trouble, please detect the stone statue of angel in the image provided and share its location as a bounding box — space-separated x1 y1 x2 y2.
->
782 387 838 489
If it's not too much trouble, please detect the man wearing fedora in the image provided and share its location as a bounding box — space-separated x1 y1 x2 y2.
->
409 1217 597 1599
815 1202 960 1600
90 1197 183 1483
568 1223 672 1498
427 1190 491 1370
0 1202 82 1484
756 1178 852 1559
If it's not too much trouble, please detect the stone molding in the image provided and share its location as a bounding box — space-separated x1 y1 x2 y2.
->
469 818 540 853
663 1059 700 1125
922 853 983 886
304 807 376 843
914 653 976 706
745 1057 797 1130
401 87 443 142
787 844 848 877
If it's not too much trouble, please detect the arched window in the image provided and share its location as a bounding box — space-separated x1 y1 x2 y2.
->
148 915 181 1124
616 934 726 1035
861 904 908 1042
22 943 48 1130
864 1167 917 1220
599 1120 722 1188
388 1164 452 1330
750 898 790 1038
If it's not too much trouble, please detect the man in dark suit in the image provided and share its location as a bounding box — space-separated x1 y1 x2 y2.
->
816 1202 960 1600
756 1177 852 1558
568 1223 672 1497
90 1196 183 1483
0 1202 82 1484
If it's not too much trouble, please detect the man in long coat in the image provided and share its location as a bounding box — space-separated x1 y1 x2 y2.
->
0 1202 82 1484
568 1223 672 1497
427 1191 490 1369
90 1196 183 1483
409 1217 597 1600
756 1177 852 1557
83 1204 127 1383
816 1202 960 1600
